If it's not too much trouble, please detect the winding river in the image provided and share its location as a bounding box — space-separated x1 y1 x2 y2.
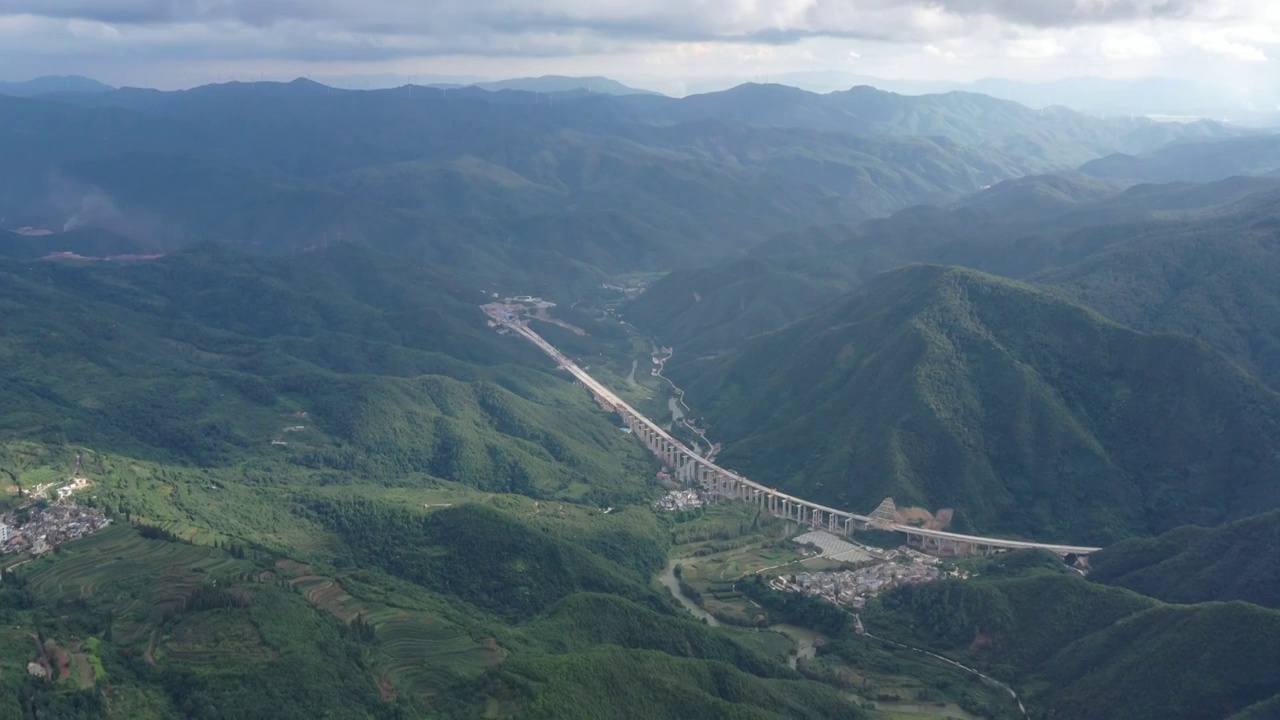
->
658 559 720 626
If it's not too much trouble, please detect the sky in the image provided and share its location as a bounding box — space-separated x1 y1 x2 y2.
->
1 0 1278 103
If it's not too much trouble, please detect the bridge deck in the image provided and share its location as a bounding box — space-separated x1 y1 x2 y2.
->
498 316 1102 556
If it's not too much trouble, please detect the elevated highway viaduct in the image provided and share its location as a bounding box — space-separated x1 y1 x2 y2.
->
500 316 1100 558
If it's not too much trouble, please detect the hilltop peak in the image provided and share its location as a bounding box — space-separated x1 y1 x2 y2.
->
0 75 113 97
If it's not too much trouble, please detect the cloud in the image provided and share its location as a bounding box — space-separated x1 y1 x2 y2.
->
1191 32 1268 61
932 0 1196 28
1100 32 1163 59
0 0 329 26
0 0 1230 48
0 0 1276 88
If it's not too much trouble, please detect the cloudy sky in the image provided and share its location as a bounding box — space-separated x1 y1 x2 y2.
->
1 0 1277 99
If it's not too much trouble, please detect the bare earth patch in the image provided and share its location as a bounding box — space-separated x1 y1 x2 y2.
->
896 506 954 531
968 631 991 653
531 308 586 335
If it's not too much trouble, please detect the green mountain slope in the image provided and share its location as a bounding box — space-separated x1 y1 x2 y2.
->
1080 134 1280 183
868 556 1280 720
0 243 872 718
0 244 655 502
1088 510 1280 609
1038 601 1280 720
0 86 1039 292
1039 197 1280 390
674 265 1280 543
627 175 1280 399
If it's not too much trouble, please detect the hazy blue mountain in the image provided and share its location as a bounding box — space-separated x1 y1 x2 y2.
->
738 73 1267 123
1080 134 1280 183
621 83 1240 169
472 75 660 96
0 75 112 97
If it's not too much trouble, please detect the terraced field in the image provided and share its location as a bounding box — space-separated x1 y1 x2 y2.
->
374 613 502 701
289 575 368 622
23 524 255 647
160 611 278 665
274 559 505 703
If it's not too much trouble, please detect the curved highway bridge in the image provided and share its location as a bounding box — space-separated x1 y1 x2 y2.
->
495 313 1101 558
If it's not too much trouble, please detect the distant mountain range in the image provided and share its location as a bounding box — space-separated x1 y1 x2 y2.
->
681 72 1280 125
7 76 1234 296
0 75 113 97
440 75 659 96
1080 134 1280 183
11 71 1278 124
625 173 1280 370
617 83 1237 169
6 66 1280 720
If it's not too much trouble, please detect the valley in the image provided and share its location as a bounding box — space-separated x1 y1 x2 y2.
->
2 68 1280 720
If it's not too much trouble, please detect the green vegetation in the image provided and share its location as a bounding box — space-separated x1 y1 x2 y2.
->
628 174 1280 391
675 265 1280 543
0 83 1054 293
2 77 1277 720
862 550 1280 720
1040 199 1280 390
1089 510 1280 608
307 499 668 620
0 244 655 506
1 498 880 719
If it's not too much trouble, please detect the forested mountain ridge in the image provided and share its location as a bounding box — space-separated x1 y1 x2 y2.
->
0 244 657 501
868 553 1280 720
1038 195 1280 389
0 243 876 718
0 87 1038 291
0 80 1245 296
1088 510 1280 609
1080 133 1280 184
626 174 1280 395
3 73 1278 720
673 265 1280 543
620 83 1237 168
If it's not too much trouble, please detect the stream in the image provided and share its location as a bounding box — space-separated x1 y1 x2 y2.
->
864 633 1029 719
658 559 720 626
649 346 714 457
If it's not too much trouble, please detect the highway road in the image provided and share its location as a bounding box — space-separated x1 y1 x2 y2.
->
494 312 1102 556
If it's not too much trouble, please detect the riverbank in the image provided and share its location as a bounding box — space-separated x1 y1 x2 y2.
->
657 559 720 626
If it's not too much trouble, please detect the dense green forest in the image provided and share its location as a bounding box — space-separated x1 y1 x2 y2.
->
0 244 656 504
1088 510 1280 608
627 174 1280 390
3 75 1279 720
673 265 1280 542
863 551 1280 720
